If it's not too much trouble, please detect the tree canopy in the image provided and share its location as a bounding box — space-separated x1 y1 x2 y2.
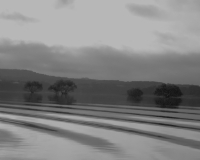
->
48 79 77 95
154 83 183 98
24 81 43 94
127 88 143 98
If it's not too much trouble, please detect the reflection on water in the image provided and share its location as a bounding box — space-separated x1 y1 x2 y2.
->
1 91 200 108
127 96 143 105
48 95 76 105
23 94 43 103
154 98 182 109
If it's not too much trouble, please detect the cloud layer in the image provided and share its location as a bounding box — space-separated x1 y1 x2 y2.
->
55 0 74 8
0 39 200 85
126 3 167 20
0 12 38 23
0 0 200 85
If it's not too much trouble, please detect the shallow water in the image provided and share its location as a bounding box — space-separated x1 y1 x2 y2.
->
1 102 200 124
1 91 200 108
0 113 200 160
1 103 200 141
0 120 121 160
0 100 200 160
41 113 200 141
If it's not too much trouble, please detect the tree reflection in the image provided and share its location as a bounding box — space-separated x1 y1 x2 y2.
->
48 94 76 105
154 97 182 108
23 93 43 103
127 96 143 104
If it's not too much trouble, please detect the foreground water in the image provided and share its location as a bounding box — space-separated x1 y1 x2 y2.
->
0 113 200 160
0 100 199 159
1 91 200 108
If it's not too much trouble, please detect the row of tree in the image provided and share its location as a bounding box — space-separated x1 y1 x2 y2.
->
24 80 183 99
24 79 77 95
127 83 183 98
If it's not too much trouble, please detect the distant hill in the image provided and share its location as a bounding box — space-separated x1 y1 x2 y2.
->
0 69 58 83
0 69 200 96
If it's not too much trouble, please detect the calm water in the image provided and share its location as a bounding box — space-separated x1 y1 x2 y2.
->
0 92 200 160
0 112 200 160
0 92 200 159
0 91 200 108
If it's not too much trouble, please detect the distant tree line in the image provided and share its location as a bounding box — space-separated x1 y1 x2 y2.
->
127 83 183 98
141 85 200 96
24 79 77 95
127 88 143 98
1 78 200 96
48 79 77 95
24 81 43 94
15 80 198 99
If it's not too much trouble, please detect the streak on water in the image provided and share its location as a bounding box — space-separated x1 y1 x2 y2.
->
0 122 123 160
0 113 199 159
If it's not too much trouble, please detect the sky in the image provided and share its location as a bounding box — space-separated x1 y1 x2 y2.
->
0 0 200 85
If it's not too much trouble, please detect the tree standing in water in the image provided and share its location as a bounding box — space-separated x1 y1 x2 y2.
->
127 88 143 98
48 79 77 95
24 81 43 94
154 83 182 98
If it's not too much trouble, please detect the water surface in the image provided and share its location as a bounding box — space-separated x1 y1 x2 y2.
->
0 113 200 160
1 91 200 108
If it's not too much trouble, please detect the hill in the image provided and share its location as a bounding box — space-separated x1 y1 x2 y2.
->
0 69 200 96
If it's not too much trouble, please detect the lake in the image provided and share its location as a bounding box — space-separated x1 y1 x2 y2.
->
0 91 200 159
0 91 200 108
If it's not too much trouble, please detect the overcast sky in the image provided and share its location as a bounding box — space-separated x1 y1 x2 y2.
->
0 0 200 85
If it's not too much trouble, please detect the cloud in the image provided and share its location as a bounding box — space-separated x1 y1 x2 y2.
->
170 0 200 34
0 39 200 85
156 32 177 45
150 1 200 52
166 0 200 11
126 3 167 20
155 32 179 51
55 0 74 8
0 12 38 23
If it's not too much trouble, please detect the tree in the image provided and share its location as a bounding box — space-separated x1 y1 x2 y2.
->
48 79 77 95
154 83 183 98
48 84 60 95
24 81 43 94
127 88 143 98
